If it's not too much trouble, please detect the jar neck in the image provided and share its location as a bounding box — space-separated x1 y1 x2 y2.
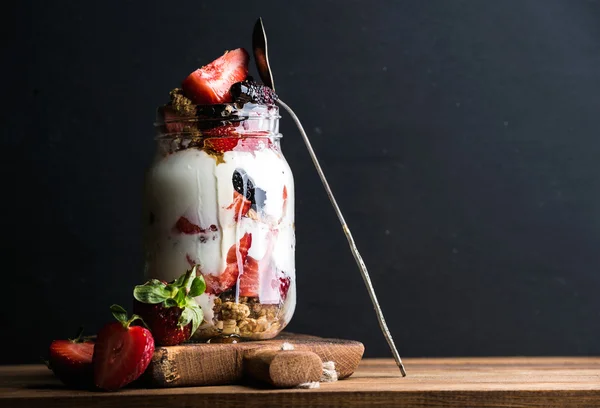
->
153 103 282 158
154 103 281 140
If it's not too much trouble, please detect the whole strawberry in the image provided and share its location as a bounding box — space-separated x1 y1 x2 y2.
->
93 305 155 391
133 266 206 346
47 328 95 389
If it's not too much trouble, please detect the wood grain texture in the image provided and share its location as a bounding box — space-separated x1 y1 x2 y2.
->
2 358 600 407
143 333 364 387
243 350 322 387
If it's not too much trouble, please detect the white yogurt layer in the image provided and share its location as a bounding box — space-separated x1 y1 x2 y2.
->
144 144 295 329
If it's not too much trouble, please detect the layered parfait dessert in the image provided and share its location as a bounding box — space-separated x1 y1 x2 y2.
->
144 48 295 340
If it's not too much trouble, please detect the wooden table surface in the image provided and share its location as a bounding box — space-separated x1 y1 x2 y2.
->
2 357 600 407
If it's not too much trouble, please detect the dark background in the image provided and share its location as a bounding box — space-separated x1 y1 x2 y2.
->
3 0 600 364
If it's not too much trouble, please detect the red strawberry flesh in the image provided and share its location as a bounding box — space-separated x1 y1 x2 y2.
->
204 263 239 295
203 137 240 153
182 48 249 105
227 191 252 220
175 216 205 234
239 256 260 297
204 233 252 295
93 322 154 391
49 340 94 389
226 232 252 264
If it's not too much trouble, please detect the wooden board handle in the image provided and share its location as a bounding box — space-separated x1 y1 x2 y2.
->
243 349 322 388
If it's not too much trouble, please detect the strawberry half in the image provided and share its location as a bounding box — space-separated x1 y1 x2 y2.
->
182 48 249 105
47 329 94 389
133 266 206 346
93 305 155 391
205 233 252 295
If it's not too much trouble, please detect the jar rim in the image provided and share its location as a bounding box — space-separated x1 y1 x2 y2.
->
153 133 283 141
154 102 281 139
154 102 280 123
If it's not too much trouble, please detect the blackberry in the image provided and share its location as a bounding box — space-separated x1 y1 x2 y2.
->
230 81 278 106
232 169 255 202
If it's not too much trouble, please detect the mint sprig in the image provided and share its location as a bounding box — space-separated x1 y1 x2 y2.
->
189 275 207 297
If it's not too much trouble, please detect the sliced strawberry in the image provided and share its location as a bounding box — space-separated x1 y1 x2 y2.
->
205 233 252 295
93 305 155 391
203 136 275 154
203 137 239 153
48 335 94 389
202 125 238 138
182 48 249 105
204 263 239 295
227 191 252 220
239 256 260 297
225 232 252 264
175 216 204 234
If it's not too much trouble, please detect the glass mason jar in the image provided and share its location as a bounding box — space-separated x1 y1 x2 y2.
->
144 102 295 340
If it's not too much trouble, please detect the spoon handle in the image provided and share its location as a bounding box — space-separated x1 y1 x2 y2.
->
278 99 407 377
253 18 275 91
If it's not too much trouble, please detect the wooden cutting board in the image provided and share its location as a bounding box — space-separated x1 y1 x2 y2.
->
4 358 600 407
143 333 364 388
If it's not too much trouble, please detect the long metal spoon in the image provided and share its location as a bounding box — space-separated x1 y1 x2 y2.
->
253 18 406 377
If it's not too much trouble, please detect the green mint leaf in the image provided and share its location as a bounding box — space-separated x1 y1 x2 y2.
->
180 269 195 290
178 308 193 329
189 305 203 336
165 284 178 296
149 279 164 285
110 304 128 325
188 276 206 298
174 288 186 305
133 284 171 304
163 298 178 308
172 273 186 287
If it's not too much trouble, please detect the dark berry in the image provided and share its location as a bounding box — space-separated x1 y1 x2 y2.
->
232 169 255 202
230 81 278 106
